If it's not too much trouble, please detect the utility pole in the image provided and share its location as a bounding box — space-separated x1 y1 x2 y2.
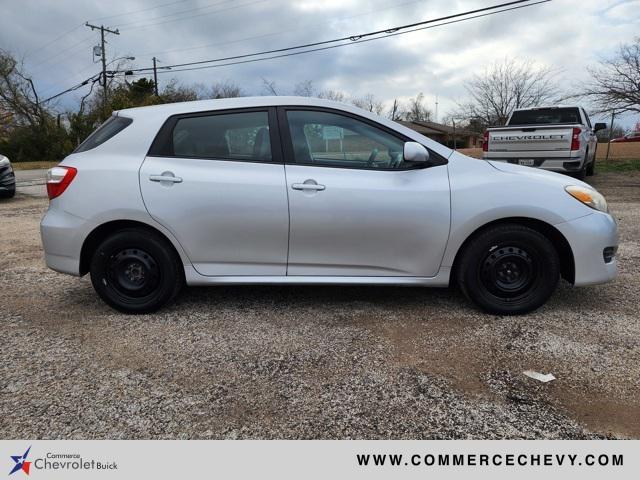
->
152 57 159 96
435 95 439 123
85 22 119 118
605 110 615 163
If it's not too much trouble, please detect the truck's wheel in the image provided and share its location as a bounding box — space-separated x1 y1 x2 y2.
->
575 151 588 180
573 163 588 180
456 224 560 315
586 146 596 176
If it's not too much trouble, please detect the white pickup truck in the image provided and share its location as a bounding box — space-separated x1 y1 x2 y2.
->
482 106 607 179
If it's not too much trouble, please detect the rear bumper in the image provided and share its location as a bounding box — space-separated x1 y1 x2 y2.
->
484 157 586 173
40 207 86 276
0 167 15 193
555 212 618 286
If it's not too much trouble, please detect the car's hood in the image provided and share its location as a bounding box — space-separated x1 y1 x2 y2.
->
486 160 592 189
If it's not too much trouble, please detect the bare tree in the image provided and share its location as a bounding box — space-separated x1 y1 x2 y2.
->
457 58 559 127
387 98 405 121
209 80 244 99
403 92 432 122
160 78 199 103
317 89 347 102
293 79 316 97
578 37 640 114
351 93 384 115
261 77 279 96
0 49 47 127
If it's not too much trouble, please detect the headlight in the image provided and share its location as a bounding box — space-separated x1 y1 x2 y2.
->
565 185 608 212
0 156 9 167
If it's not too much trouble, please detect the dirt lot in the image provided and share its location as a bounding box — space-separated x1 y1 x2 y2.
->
1 172 639 440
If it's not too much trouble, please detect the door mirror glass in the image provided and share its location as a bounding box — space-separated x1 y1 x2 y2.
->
593 122 607 132
403 142 429 163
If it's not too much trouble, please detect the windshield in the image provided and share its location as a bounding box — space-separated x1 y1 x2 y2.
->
508 108 581 126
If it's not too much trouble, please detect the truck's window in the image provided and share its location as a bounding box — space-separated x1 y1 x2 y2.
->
74 116 133 153
508 108 581 126
582 108 592 128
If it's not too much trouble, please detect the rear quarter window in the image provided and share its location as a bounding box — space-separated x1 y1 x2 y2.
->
74 116 133 153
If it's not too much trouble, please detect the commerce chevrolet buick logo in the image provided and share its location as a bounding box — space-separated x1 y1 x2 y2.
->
8 446 31 476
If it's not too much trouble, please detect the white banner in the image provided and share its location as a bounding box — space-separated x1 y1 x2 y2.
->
1 440 638 479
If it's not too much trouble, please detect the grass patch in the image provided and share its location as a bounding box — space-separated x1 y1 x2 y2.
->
12 161 59 171
597 159 640 172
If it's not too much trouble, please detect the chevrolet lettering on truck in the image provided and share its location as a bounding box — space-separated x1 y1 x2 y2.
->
483 106 607 179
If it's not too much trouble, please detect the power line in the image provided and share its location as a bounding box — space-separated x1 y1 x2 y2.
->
132 0 430 58
117 0 270 31
140 0 552 75
39 0 551 105
113 0 238 28
88 0 191 22
40 73 101 104
24 0 191 62
24 23 84 59
118 0 545 75
46 0 428 91
29 34 96 75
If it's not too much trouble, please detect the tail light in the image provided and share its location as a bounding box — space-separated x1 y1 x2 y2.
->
570 127 581 150
482 131 489 152
46 166 77 200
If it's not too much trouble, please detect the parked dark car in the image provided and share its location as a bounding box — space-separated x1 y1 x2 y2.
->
0 154 16 198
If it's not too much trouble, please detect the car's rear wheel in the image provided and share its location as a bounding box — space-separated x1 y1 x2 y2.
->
90 228 183 313
456 224 559 315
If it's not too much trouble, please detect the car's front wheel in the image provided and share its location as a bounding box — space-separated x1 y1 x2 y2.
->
456 224 560 315
90 228 184 313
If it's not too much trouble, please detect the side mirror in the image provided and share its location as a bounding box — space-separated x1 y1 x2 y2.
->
594 123 607 132
403 141 429 163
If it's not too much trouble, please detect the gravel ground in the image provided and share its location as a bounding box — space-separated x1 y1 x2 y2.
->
1 172 638 439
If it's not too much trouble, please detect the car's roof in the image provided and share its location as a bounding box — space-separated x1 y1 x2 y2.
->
116 96 357 118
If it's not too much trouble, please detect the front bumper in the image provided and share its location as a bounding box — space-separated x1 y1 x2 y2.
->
555 212 618 286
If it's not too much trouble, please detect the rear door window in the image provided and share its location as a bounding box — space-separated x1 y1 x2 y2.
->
74 116 133 153
508 108 581 126
167 111 272 162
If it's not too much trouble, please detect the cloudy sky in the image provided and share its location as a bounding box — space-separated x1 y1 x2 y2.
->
2 0 639 127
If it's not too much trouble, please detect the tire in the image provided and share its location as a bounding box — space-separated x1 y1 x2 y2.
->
574 149 588 180
586 157 595 176
90 228 184 313
456 224 560 315
0 187 15 198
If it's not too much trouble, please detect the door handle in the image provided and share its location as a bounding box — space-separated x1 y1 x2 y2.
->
292 180 325 191
149 172 183 183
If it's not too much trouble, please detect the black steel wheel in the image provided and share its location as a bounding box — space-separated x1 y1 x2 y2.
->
90 228 183 313
456 224 560 315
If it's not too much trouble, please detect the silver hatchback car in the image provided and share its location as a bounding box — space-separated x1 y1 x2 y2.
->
41 97 618 314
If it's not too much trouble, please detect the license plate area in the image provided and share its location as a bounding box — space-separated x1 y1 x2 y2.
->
518 159 535 166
